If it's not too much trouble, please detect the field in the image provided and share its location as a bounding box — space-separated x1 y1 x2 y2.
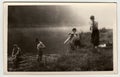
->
8 27 113 71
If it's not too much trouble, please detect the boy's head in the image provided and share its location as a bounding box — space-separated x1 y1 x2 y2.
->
90 15 95 20
35 38 39 43
13 44 18 48
72 28 77 33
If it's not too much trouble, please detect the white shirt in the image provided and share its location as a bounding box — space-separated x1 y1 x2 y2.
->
90 21 98 31
37 41 46 50
64 32 78 44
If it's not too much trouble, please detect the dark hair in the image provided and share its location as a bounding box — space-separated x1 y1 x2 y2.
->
90 15 95 20
13 44 18 47
72 28 77 31
35 38 39 43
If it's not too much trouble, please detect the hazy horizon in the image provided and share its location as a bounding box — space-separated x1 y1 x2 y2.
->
8 3 116 31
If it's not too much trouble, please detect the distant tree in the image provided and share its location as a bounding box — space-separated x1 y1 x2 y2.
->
100 27 107 33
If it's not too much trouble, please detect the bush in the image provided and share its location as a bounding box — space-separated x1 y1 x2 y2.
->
100 27 107 33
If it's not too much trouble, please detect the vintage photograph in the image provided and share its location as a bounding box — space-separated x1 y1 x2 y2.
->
4 3 117 74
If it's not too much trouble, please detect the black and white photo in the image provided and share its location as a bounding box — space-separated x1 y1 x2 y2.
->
3 2 117 74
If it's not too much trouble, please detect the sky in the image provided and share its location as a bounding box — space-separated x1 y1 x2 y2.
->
69 3 116 29
8 3 116 31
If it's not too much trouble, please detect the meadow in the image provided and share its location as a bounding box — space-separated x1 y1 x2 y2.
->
8 27 113 71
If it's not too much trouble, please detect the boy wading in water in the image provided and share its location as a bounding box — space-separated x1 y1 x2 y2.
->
11 44 21 69
90 15 99 48
35 38 46 62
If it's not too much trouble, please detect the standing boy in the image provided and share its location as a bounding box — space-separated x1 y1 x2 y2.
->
35 38 46 62
90 15 99 48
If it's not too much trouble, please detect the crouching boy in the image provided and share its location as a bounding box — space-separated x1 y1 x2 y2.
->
11 44 21 69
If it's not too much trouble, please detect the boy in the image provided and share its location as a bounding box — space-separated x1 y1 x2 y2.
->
90 15 99 48
35 38 46 62
11 44 21 69
64 28 78 44
64 28 80 53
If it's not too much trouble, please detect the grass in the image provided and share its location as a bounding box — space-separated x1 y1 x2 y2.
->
53 47 113 71
8 27 113 71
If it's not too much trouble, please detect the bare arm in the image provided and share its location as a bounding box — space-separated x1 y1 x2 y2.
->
15 48 20 56
12 48 15 57
40 42 46 48
90 26 92 31
12 48 20 57
89 21 93 31
96 22 98 29
64 36 71 44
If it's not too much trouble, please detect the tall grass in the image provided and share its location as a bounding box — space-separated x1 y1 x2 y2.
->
8 28 113 71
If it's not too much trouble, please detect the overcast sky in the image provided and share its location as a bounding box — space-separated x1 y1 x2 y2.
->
8 3 116 30
69 3 116 29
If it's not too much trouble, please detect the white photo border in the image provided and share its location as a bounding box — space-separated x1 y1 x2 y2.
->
3 2 118 75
